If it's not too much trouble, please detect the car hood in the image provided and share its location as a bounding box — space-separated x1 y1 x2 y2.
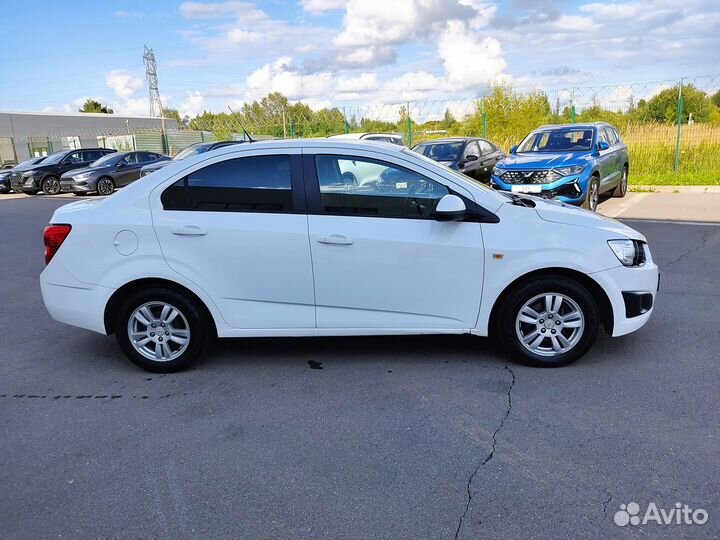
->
61 166 108 178
142 160 173 172
500 152 591 168
530 197 646 241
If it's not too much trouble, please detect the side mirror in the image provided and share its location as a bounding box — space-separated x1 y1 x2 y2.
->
463 154 478 164
509 145 518 154
434 194 467 222
597 141 610 151
116 161 126 168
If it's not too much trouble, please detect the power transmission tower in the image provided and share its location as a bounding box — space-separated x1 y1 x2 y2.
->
143 46 163 118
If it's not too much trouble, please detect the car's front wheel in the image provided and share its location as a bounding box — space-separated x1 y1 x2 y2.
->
97 177 115 196
41 176 61 195
495 277 599 367
115 288 212 372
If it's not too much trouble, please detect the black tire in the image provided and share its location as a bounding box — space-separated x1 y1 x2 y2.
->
41 176 61 195
115 287 212 372
612 166 628 198
582 176 600 211
495 277 599 367
97 176 115 196
21 190 39 195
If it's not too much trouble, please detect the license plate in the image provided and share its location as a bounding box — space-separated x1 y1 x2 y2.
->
511 185 542 193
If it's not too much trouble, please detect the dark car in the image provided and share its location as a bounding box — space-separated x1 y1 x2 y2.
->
0 157 46 193
60 151 170 195
412 137 505 183
11 148 116 195
140 141 245 177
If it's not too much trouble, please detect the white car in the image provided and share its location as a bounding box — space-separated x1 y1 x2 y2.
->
40 139 659 372
329 132 405 146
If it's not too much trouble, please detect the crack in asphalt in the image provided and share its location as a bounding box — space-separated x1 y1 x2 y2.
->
602 491 613 517
662 227 714 269
454 364 516 540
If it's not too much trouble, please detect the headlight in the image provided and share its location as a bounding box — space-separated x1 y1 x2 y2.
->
22 170 36 178
492 166 506 177
75 172 91 179
554 165 586 176
608 239 646 267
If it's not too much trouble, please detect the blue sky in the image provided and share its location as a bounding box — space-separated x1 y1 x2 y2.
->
1 0 718 118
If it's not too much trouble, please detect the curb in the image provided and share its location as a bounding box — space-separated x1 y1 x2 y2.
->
629 185 720 193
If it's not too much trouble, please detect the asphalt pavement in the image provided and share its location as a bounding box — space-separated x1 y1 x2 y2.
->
0 195 718 540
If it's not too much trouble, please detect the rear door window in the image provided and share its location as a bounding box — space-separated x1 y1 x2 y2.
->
162 155 294 213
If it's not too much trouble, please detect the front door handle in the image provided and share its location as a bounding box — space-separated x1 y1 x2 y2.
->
172 225 207 236
317 234 353 245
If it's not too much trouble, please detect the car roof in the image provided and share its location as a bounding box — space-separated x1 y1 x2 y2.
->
415 137 478 144
534 122 612 131
329 133 402 140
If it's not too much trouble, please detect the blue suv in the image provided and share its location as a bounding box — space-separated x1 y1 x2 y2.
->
490 123 629 211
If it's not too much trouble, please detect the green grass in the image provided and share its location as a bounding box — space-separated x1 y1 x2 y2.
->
630 171 720 186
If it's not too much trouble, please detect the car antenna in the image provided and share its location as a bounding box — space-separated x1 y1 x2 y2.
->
227 106 255 143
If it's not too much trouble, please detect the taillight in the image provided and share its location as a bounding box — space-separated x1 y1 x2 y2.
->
43 224 72 265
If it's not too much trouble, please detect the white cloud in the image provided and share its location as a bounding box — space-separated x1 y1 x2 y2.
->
336 73 379 92
437 21 507 91
300 0 348 14
105 70 144 100
334 0 475 47
179 92 207 118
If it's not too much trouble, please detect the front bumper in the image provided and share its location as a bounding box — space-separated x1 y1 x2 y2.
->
491 173 587 205
60 179 92 193
590 261 659 337
12 176 39 192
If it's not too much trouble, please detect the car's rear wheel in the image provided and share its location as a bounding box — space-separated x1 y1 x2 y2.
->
582 177 600 211
41 176 61 195
115 288 212 372
495 277 599 367
97 177 115 196
612 166 628 198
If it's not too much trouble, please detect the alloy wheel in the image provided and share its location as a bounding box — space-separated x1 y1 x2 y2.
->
515 293 585 357
589 181 599 211
98 178 114 195
43 177 61 195
127 302 191 362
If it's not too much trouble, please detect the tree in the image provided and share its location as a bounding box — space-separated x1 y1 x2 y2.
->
163 108 188 128
640 84 712 124
79 99 113 114
711 90 720 108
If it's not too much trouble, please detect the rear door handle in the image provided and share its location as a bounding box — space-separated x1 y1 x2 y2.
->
172 225 207 236
317 234 353 245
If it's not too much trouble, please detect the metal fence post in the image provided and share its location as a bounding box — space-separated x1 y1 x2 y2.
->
674 79 683 175
343 107 349 134
406 102 412 147
481 98 487 138
571 88 576 123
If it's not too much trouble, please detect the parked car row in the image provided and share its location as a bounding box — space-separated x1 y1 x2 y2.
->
5 123 627 210
411 122 628 211
3 141 249 196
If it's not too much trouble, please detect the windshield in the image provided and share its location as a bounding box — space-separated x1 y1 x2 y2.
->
517 128 594 152
17 157 45 168
403 148 499 196
173 144 207 161
40 152 69 165
414 141 463 162
90 153 124 167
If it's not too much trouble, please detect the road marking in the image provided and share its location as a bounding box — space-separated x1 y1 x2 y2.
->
600 193 650 218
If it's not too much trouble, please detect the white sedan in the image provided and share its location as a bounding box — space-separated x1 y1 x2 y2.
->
40 139 659 372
